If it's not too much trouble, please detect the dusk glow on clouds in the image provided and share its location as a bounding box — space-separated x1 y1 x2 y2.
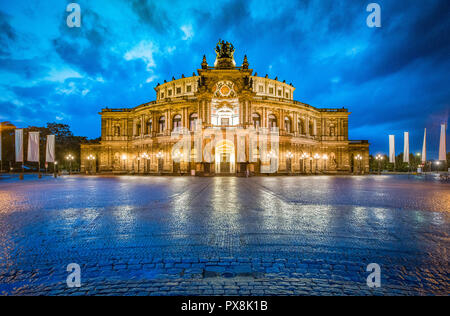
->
0 0 448 156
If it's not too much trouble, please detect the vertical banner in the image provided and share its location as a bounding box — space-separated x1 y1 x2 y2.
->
0 129 2 162
439 124 447 161
27 132 40 162
422 128 427 163
403 132 409 163
389 135 395 163
46 135 56 163
15 129 24 163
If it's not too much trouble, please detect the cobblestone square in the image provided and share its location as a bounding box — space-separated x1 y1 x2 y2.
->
0 175 448 296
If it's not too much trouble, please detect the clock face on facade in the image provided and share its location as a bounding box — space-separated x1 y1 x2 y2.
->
220 85 231 96
214 81 236 98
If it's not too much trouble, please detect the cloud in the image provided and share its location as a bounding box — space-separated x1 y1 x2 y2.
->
129 0 169 32
124 41 157 70
180 25 194 40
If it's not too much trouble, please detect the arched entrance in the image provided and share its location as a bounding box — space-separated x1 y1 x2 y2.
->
215 140 236 174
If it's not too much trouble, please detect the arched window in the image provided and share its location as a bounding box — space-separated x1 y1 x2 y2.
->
268 114 277 130
146 119 152 135
284 117 291 133
135 122 141 136
173 114 182 131
298 119 305 135
189 113 198 131
159 116 166 133
114 126 121 137
309 120 314 136
252 113 261 129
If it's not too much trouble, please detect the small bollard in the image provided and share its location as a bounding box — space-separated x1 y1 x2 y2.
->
19 174 24 180
38 174 42 179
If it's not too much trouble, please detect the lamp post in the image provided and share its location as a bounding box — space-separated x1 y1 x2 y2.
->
54 161 58 178
172 150 183 175
87 154 96 174
434 161 441 173
313 153 320 174
309 154 313 174
300 153 305 174
141 153 149 174
121 154 127 172
415 153 421 171
302 153 310 174
375 154 383 174
355 154 363 174
322 154 328 173
286 151 293 174
156 151 163 174
66 154 74 175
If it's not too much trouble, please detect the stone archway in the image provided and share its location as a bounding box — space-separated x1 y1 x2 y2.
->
215 140 236 174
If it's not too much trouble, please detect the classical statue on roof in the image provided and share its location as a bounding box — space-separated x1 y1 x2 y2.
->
214 39 236 68
215 40 235 59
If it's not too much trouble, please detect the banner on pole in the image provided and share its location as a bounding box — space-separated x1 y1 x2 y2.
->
15 129 24 163
46 135 56 163
439 124 447 161
27 132 40 162
422 128 427 163
403 132 409 163
389 135 395 163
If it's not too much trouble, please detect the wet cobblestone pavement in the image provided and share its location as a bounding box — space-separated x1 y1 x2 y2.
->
0 175 448 296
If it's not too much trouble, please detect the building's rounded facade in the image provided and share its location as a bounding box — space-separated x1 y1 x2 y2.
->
82 41 369 175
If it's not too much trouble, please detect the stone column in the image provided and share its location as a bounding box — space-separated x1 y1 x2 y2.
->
280 109 284 131
294 113 298 133
306 116 310 136
206 101 211 125
247 101 252 126
197 101 202 123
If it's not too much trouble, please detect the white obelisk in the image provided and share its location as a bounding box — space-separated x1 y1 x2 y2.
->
439 124 447 161
403 132 409 163
389 135 395 164
422 128 427 163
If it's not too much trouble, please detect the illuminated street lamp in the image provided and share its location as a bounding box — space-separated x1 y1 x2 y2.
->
322 154 328 172
87 154 96 174
141 152 150 174
54 161 59 178
300 153 309 174
156 151 164 173
121 154 127 171
172 150 183 174
434 161 441 173
313 153 320 174
286 152 293 174
66 154 74 175
300 153 306 173
355 154 363 174
375 154 384 174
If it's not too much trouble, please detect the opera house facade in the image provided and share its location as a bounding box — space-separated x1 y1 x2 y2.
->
81 41 369 175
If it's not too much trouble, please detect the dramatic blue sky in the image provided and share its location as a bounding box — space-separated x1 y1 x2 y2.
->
0 0 448 156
